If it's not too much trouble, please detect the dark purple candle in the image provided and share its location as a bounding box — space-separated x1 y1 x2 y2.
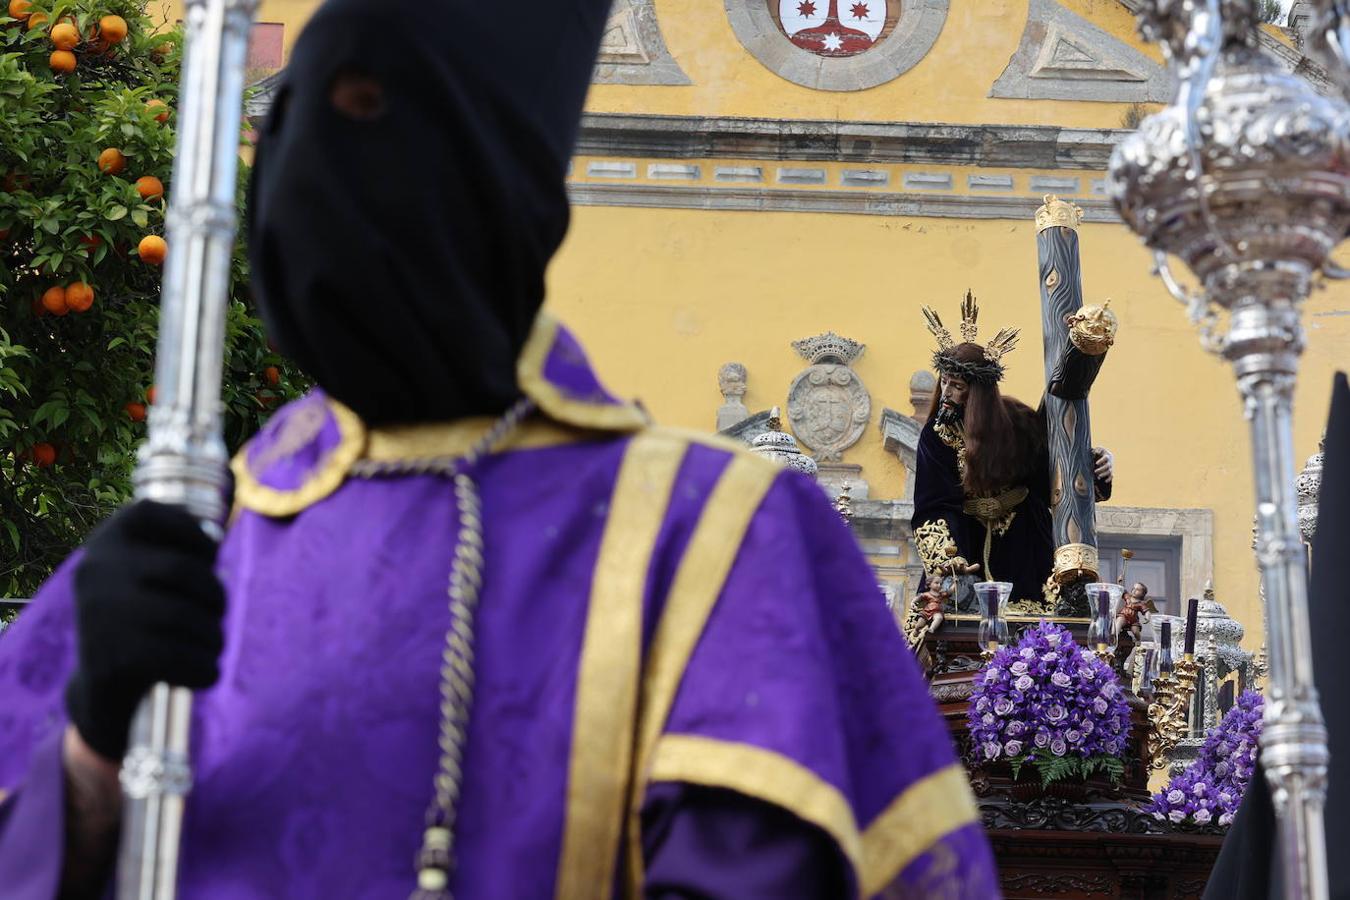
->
1184 597 1199 656
1096 590 1110 621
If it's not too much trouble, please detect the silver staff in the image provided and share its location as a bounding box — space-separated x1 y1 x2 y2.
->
1108 2 1345 897
117 1 259 897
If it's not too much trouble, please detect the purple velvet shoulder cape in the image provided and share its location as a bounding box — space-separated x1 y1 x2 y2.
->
0 315 998 898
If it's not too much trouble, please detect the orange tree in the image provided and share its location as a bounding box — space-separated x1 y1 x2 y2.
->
0 1 304 601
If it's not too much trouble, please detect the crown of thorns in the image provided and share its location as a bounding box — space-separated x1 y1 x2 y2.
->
922 290 1020 386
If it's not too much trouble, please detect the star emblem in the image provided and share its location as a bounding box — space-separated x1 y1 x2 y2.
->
822 31 843 51
797 0 817 15
850 2 869 18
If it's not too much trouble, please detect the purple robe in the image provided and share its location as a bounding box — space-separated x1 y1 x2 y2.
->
0 316 999 898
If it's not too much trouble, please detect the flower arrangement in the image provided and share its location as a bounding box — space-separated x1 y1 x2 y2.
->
1150 690 1264 827
968 620 1132 787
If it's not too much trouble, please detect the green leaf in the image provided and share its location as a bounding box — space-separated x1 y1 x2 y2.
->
105 205 128 222
2 519 19 555
131 208 149 229
41 217 60 235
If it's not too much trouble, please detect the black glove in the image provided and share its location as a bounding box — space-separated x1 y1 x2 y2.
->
66 501 227 761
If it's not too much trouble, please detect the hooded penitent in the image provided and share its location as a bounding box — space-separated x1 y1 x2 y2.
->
248 0 609 426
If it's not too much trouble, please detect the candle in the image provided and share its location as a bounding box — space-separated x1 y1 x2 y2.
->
1159 621 1175 673
1096 590 1111 622
1184 597 1199 656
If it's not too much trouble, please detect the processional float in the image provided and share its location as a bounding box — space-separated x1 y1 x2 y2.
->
116 1 258 898
1106 0 1350 897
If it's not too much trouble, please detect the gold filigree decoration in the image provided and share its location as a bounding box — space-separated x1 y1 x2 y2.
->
1067 300 1120 356
1035 194 1084 232
913 519 968 581
1009 597 1051 616
934 422 967 480
959 289 980 344
1052 542 1100 585
921 306 955 352
1147 655 1200 770
983 327 1021 365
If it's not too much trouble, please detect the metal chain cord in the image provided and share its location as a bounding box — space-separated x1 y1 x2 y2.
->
350 398 535 900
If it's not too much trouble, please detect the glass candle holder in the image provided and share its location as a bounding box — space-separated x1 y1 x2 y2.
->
1086 582 1125 654
974 581 1012 653
1158 621 1175 675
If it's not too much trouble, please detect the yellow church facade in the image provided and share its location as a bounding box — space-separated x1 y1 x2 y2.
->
164 0 1348 649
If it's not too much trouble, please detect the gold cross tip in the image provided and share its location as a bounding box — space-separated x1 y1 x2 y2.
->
1035 194 1084 232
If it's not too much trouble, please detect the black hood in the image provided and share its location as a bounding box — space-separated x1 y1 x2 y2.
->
247 0 610 425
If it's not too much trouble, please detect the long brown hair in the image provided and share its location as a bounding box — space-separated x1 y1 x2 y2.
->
926 343 1044 497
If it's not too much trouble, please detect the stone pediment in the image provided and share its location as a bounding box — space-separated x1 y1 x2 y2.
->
992 0 1174 103
593 0 690 85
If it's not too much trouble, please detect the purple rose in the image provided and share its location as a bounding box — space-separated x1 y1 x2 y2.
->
982 742 1001 760
1065 729 1082 744
1004 740 1024 757
1034 730 1049 748
1051 737 1068 757
1047 704 1067 722
1167 789 1185 804
994 698 1014 716
1169 810 1187 823
1051 671 1072 688
1010 660 1029 676
1093 697 1109 715
1015 675 1033 691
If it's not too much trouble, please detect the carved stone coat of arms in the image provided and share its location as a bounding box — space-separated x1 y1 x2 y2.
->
786 332 871 462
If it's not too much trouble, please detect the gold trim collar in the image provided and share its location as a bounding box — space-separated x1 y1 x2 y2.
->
233 315 646 518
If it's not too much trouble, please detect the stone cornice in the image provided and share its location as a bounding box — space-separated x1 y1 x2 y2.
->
568 180 1123 223
578 113 1131 171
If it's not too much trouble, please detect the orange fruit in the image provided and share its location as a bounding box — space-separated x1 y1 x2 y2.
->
138 234 167 265
135 176 164 201
146 384 156 405
66 281 94 313
50 21 78 50
32 442 56 468
79 234 102 251
124 402 147 423
98 14 126 44
26 10 45 29
49 49 76 73
7 0 30 20
40 285 68 316
98 148 125 175
146 99 169 122
264 365 281 387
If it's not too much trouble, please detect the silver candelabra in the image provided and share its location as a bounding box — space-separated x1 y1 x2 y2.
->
1107 1 1348 897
